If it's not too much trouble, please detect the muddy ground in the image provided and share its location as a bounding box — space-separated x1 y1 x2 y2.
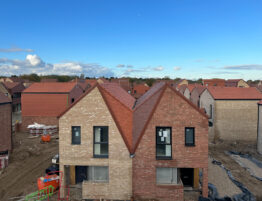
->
209 140 262 201
0 131 58 201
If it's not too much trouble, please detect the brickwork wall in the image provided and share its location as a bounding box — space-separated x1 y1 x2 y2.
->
59 87 132 200
215 100 258 141
133 87 209 201
257 105 262 154
0 103 12 152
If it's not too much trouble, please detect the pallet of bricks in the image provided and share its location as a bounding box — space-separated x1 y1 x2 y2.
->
27 123 59 136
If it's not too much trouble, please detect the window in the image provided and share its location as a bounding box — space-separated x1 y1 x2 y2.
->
209 104 212 119
93 126 108 158
72 126 81 145
156 167 179 184
87 166 109 182
134 90 137 94
71 98 75 103
156 127 172 159
185 127 195 146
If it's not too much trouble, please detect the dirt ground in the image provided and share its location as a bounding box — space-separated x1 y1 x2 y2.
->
0 131 58 201
209 140 262 201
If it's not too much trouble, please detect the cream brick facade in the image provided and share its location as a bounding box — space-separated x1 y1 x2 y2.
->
184 88 190 99
237 80 249 88
59 87 132 200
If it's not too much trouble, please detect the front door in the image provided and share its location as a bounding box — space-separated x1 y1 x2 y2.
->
180 168 194 187
75 166 87 184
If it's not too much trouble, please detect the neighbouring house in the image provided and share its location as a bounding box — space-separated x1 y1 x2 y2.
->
58 82 209 201
183 84 202 100
225 79 249 88
0 93 12 169
2 82 25 112
258 100 262 154
174 79 188 89
58 83 134 200
202 79 225 87
0 76 24 83
132 82 208 201
21 82 85 131
177 84 187 95
199 87 262 141
190 86 206 107
110 78 132 93
131 83 150 98
0 82 11 100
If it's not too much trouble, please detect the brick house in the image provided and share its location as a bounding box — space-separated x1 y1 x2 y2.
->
132 83 208 201
199 87 262 141
225 79 249 88
190 86 206 107
58 83 134 200
202 79 225 87
258 100 262 154
183 84 202 100
131 83 150 99
0 92 12 158
21 82 85 131
2 82 25 112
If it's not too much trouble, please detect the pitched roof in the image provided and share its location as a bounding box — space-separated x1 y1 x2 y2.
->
178 84 187 94
192 85 206 95
206 86 262 100
0 92 11 104
2 82 25 94
100 83 135 110
23 82 78 93
2 82 20 90
225 79 243 87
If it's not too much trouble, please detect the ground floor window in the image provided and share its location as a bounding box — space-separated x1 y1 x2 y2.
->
75 166 109 184
156 167 179 184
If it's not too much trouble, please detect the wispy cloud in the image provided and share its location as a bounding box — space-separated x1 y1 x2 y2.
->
116 64 125 68
213 71 240 75
0 47 34 53
0 54 114 77
153 66 164 71
194 59 204 63
174 66 181 71
223 64 262 70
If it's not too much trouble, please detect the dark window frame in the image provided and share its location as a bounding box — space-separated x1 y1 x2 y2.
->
185 127 195 146
72 126 81 145
156 126 172 160
93 126 109 158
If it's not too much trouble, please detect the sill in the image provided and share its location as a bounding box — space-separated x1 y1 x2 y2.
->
93 155 109 158
71 143 81 145
83 180 109 184
185 144 195 147
156 157 172 160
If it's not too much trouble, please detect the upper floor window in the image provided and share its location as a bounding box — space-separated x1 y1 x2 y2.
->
72 126 81 145
185 127 195 146
156 127 172 159
94 126 108 158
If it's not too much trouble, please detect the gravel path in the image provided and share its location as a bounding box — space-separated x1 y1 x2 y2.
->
208 157 242 198
230 154 262 180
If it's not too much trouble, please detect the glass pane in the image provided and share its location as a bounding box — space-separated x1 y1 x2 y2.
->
165 145 171 157
87 167 93 181
172 168 178 184
186 128 194 145
156 168 172 184
94 166 109 181
164 129 171 144
101 127 108 142
156 144 166 157
72 126 80 144
95 127 101 142
94 144 101 155
100 144 108 155
156 128 171 144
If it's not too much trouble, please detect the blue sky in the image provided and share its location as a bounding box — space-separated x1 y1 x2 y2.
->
0 0 262 80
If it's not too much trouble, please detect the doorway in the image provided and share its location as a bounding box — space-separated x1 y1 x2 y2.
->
180 168 194 187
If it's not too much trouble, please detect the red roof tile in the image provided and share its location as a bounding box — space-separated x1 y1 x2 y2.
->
0 92 11 104
100 83 135 110
207 86 262 100
23 82 78 93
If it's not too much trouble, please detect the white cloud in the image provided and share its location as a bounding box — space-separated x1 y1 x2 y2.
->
0 54 114 77
0 47 34 53
153 66 164 71
116 64 125 68
26 54 43 66
223 64 262 70
174 66 181 71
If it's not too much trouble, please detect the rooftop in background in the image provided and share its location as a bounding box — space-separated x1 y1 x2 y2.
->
23 82 78 93
207 86 262 100
41 78 58 82
0 92 11 104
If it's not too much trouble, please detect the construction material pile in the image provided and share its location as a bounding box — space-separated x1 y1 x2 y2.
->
27 123 58 135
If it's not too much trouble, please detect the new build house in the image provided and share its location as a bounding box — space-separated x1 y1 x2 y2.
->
200 87 262 141
58 82 209 201
258 100 262 154
21 82 85 131
225 79 249 88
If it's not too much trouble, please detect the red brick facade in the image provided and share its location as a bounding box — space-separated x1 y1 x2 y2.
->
0 103 12 152
133 87 208 201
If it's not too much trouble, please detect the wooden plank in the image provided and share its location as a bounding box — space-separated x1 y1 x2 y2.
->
194 168 199 189
70 165 76 185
